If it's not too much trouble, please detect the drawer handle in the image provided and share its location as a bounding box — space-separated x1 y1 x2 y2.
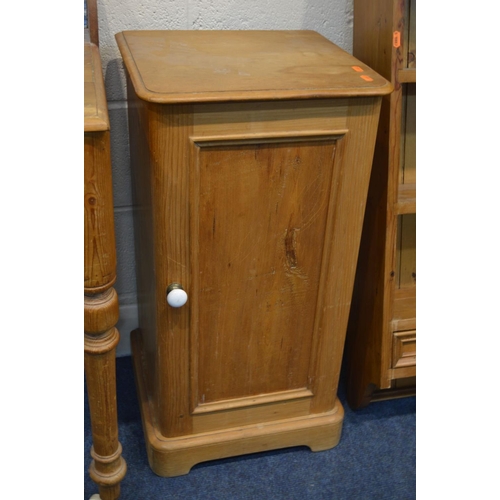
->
166 283 188 308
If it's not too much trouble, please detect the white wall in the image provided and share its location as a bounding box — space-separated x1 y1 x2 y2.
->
96 0 355 356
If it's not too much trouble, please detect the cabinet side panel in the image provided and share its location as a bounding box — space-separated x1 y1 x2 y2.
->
310 96 383 413
126 76 158 399
343 96 392 408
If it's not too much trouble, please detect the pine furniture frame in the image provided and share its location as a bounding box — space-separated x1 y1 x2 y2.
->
117 29 392 476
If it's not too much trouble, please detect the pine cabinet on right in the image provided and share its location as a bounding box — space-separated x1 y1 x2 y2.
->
345 0 416 408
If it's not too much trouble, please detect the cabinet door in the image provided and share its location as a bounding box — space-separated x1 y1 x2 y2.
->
151 99 381 436
194 139 335 403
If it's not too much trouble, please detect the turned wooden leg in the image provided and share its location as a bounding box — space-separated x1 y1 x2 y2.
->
85 290 127 500
84 128 127 498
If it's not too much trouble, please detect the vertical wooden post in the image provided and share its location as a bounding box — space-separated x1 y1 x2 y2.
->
86 0 100 46
84 130 126 499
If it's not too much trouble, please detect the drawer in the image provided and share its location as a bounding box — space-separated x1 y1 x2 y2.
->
392 330 416 369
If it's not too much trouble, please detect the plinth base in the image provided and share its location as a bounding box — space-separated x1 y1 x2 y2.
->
132 330 344 477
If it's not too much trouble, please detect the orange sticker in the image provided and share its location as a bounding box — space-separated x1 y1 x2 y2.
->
352 65 364 72
393 31 401 48
360 75 374 82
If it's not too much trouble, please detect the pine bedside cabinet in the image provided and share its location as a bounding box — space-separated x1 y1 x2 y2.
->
116 30 392 477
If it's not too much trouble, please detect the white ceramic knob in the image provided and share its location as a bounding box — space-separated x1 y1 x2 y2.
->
166 284 188 308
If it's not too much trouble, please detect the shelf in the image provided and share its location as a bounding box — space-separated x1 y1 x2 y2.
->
396 183 416 214
371 385 416 402
398 68 416 83
391 317 415 334
391 286 416 333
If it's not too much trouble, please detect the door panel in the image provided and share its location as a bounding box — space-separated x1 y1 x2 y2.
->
191 140 337 406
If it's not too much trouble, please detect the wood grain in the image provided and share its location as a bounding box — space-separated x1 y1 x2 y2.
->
192 99 349 140
84 132 116 293
86 0 99 46
125 74 158 404
392 286 416 323
398 68 416 83
132 330 344 477
401 83 416 184
407 0 416 68
396 183 416 214
195 140 336 403
116 30 392 103
346 0 416 409
397 214 416 288
84 43 108 132
85 42 126 499
120 29 389 474
392 330 416 368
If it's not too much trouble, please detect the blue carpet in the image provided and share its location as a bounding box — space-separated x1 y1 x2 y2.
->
84 356 415 499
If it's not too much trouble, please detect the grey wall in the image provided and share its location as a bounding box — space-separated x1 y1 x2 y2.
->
96 0 355 356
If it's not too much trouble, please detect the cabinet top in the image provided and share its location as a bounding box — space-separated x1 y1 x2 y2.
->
84 42 109 132
116 30 392 103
